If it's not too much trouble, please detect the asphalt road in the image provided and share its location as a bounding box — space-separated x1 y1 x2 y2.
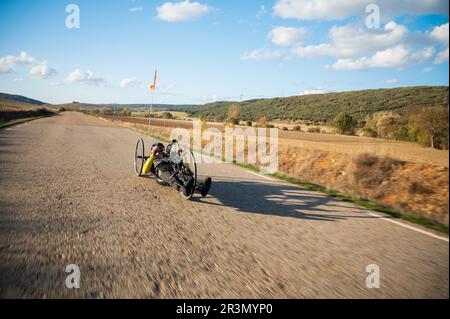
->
0 112 448 298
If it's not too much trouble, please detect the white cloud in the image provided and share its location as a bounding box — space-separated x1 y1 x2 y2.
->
299 89 326 95
65 69 106 85
273 0 449 21
430 22 449 44
330 45 434 70
120 77 142 88
0 51 56 79
243 19 446 70
241 49 287 61
434 47 449 64
202 94 219 103
269 26 308 46
0 55 18 73
430 23 449 64
0 51 37 73
422 67 433 73
157 0 210 22
382 79 399 84
129 7 143 12
30 62 57 79
16 51 36 64
294 21 408 58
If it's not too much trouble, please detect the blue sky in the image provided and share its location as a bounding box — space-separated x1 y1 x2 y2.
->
0 0 448 104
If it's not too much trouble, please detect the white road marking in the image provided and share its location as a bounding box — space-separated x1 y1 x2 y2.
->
367 212 449 242
5 128 12 131
246 170 276 182
251 170 449 242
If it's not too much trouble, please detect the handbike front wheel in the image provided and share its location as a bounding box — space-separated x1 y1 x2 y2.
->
134 138 145 176
179 149 197 200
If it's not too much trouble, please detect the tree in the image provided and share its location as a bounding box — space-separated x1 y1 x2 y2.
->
225 117 239 127
334 112 356 135
225 104 240 127
228 104 240 120
161 112 174 119
99 107 111 115
256 116 267 128
364 111 405 139
409 107 449 149
121 107 132 116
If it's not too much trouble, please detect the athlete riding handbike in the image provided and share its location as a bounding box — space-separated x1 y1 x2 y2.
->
134 138 211 200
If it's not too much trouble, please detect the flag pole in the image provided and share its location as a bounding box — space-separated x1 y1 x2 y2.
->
148 69 157 138
148 89 154 137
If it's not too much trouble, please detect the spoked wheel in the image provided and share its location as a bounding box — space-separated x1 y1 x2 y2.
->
179 149 197 200
184 150 197 188
134 138 145 176
170 141 197 200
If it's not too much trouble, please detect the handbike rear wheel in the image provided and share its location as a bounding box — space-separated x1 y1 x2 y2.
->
134 138 145 176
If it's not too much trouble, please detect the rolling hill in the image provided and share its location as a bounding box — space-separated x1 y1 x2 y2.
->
0 92 46 106
181 86 449 123
57 102 197 111
0 93 53 123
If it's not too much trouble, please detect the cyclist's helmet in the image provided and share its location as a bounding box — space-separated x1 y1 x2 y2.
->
151 142 165 152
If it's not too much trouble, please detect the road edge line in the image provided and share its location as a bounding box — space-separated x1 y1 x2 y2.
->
367 212 449 242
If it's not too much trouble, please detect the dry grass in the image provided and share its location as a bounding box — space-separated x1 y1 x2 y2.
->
0 98 42 112
0 99 56 123
353 154 404 187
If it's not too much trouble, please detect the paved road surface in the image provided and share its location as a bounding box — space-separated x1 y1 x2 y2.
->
0 112 448 298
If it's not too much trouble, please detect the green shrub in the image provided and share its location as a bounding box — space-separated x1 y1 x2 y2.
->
334 112 356 135
362 127 377 137
120 107 132 116
394 125 412 141
224 117 239 126
161 112 174 119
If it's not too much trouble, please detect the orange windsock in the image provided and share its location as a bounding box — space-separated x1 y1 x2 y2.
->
149 69 157 91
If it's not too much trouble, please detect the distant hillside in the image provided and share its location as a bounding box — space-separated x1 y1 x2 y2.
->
0 93 54 123
55 102 198 111
120 104 198 110
182 86 449 123
0 92 46 106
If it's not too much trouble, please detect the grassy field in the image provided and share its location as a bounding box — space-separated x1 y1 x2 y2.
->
131 110 189 119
